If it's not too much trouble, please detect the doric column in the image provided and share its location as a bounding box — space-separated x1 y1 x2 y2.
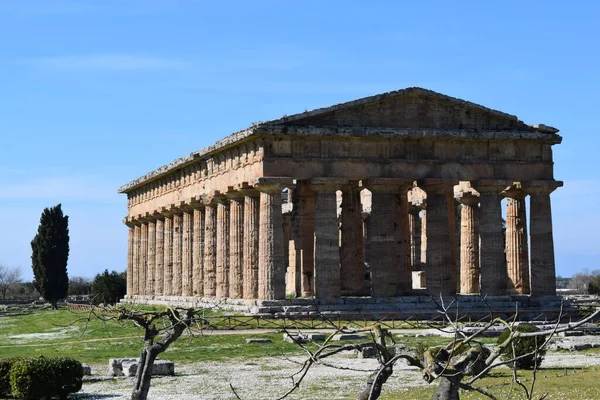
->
283 213 294 296
172 213 183 296
363 179 412 297
340 181 366 296
155 217 165 295
126 224 134 296
408 205 422 270
139 222 148 295
526 181 562 296
132 224 140 295
216 197 230 298
472 180 512 296
456 192 480 294
311 178 343 299
502 184 530 294
181 209 193 296
226 190 244 299
192 206 204 297
163 215 173 296
256 178 292 300
420 209 427 267
147 220 156 295
203 199 218 297
419 179 457 296
240 185 259 299
297 180 316 297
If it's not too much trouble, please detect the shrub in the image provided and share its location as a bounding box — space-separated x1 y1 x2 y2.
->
90 269 126 305
0 358 18 397
9 356 83 399
497 324 546 369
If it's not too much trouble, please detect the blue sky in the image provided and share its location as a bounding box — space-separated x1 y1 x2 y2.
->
1 1 598 281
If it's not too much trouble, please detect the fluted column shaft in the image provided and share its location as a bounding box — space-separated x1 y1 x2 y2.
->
140 223 148 295
181 210 193 296
163 216 173 296
216 200 230 298
408 205 422 270
227 193 244 299
203 203 217 297
528 183 561 295
421 180 457 296
257 182 287 300
297 181 316 296
242 190 259 299
147 221 156 295
172 214 183 295
456 192 480 294
192 208 204 296
312 180 342 299
474 180 510 295
155 218 165 295
420 210 427 267
127 226 134 296
503 186 530 294
340 183 365 296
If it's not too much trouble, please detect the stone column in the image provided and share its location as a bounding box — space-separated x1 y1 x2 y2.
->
203 200 218 297
408 205 422 270
132 224 140 295
456 192 480 294
364 179 412 297
526 181 562 296
420 180 457 296
502 184 530 294
147 220 156 295
241 186 260 299
216 197 230 298
297 180 316 296
256 178 291 300
287 188 302 297
155 217 165 295
181 209 193 296
192 206 204 297
311 179 343 299
226 190 244 299
340 182 366 296
163 215 173 296
139 222 148 295
172 213 183 296
473 180 512 296
126 224 134 296
420 209 427 267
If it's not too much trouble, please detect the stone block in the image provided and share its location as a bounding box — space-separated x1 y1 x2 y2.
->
332 333 367 341
356 343 377 359
81 363 92 376
283 333 308 343
305 333 327 341
246 338 273 343
109 358 175 377
108 358 138 376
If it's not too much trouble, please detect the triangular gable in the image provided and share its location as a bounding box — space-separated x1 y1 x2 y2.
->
266 87 533 131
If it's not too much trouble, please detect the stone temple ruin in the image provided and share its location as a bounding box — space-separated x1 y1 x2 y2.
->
119 87 563 314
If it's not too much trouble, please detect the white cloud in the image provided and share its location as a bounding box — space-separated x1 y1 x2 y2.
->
30 53 189 71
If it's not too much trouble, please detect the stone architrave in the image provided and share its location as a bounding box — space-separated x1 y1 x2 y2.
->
163 216 173 296
502 184 530 294
147 220 156 295
226 190 244 299
311 179 344 299
139 223 148 296
256 178 291 300
203 201 218 297
216 198 230 298
171 213 183 296
181 209 193 297
526 181 563 296
473 180 512 296
340 182 365 296
455 191 480 294
297 180 316 297
419 179 457 296
126 225 133 295
155 218 165 296
363 179 412 297
240 185 260 299
192 206 204 297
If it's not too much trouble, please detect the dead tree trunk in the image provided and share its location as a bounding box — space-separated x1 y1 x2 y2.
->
432 375 462 400
357 365 393 400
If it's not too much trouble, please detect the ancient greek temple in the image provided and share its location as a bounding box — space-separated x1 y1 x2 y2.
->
119 87 562 308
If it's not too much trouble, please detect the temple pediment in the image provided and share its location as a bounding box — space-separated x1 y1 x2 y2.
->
268 87 540 132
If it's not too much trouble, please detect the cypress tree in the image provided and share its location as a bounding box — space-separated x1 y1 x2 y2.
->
31 204 70 309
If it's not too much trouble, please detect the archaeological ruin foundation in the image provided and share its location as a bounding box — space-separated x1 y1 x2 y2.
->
118 87 563 313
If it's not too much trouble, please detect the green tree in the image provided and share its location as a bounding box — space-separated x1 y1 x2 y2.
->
588 275 600 295
90 270 126 305
31 204 70 309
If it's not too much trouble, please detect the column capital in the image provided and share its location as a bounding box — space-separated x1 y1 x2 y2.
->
188 196 205 210
202 190 222 206
237 182 260 198
361 178 413 192
254 177 294 193
522 180 563 196
455 191 480 206
224 187 245 202
472 179 514 194
417 178 457 194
